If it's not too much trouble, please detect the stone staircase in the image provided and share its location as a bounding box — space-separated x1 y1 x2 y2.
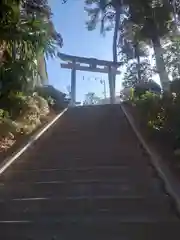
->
0 105 180 239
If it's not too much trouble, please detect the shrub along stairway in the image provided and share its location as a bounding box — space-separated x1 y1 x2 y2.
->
0 105 180 239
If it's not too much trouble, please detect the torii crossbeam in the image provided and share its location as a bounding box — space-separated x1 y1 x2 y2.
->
58 53 122 106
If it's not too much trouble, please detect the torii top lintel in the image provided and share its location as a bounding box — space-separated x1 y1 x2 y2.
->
58 52 122 68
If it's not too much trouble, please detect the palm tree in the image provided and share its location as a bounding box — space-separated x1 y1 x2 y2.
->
0 0 63 93
85 0 123 63
85 0 124 102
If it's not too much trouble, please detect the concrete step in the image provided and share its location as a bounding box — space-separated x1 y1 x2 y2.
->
0 213 178 223
0 180 164 199
0 197 178 221
10 152 151 170
1 105 180 239
0 221 180 240
27 143 144 155
0 165 156 183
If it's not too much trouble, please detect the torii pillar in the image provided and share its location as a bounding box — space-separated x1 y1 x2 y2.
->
108 66 116 104
70 60 76 106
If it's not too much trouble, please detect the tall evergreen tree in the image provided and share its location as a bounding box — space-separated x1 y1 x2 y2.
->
84 0 177 91
123 0 174 91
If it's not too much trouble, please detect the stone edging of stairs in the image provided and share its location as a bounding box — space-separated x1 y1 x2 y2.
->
0 108 68 176
121 103 180 213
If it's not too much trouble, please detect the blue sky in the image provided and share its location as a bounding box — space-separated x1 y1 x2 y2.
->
47 0 122 102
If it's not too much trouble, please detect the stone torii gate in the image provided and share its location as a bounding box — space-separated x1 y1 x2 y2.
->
58 53 122 106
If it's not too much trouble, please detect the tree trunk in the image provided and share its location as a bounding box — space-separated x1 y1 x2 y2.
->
113 8 120 62
152 35 170 92
111 7 120 103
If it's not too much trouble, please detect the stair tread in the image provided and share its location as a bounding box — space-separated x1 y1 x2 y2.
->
0 105 179 239
0 165 154 182
1 222 180 240
0 181 164 198
0 196 177 221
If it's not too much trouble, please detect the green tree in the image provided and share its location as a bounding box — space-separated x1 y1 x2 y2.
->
84 0 175 92
0 0 63 94
163 36 180 79
85 0 123 63
85 0 124 101
124 0 174 91
122 59 153 88
83 92 101 105
119 20 150 82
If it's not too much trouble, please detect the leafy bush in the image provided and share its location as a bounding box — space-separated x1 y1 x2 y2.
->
0 91 51 137
15 94 50 134
0 117 17 152
46 96 55 107
0 109 9 121
170 79 180 95
134 92 162 127
0 116 19 140
0 88 64 153
35 85 69 111
0 91 28 119
134 81 161 98
133 92 180 149
0 87 67 152
120 87 135 101
32 94 50 119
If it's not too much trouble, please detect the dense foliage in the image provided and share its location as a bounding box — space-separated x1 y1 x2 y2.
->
83 0 180 155
0 0 63 94
122 60 154 88
0 0 67 153
84 0 180 92
132 90 180 150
